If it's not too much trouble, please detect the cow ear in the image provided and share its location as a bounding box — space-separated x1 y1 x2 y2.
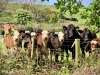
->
78 30 83 33
75 26 79 30
63 26 67 29
0 25 2 28
11 25 14 28
0 25 4 29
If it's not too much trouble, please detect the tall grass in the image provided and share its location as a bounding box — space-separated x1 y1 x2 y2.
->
0 41 7 55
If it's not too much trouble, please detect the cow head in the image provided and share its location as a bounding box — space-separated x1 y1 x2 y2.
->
50 34 60 49
0 24 11 34
31 31 37 40
67 24 76 38
23 33 31 48
58 32 64 46
48 30 55 36
90 40 98 51
13 30 20 41
42 30 49 47
62 24 79 39
42 30 49 40
62 26 68 36
78 28 92 41
58 32 64 42
90 38 100 51
34 29 42 36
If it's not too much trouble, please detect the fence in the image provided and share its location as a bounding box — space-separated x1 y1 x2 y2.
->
26 38 82 64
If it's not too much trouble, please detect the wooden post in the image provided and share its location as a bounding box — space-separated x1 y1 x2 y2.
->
31 37 34 59
22 40 25 52
75 39 81 63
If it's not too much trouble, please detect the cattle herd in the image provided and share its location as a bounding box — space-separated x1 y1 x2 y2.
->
0 23 100 63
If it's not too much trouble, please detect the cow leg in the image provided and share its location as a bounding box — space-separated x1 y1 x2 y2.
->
55 54 59 62
61 50 64 61
72 49 75 60
33 49 37 61
81 49 85 58
88 46 91 56
54 50 59 62
65 50 69 61
50 51 53 62
44 53 49 65
37 49 42 65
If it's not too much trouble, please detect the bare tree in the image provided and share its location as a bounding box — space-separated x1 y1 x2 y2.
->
0 0 10 12
10 0 44 4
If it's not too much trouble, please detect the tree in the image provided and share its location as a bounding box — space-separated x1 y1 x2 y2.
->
41 0 82 23
0 0 11 12
10 0 44 5
14 9 32 26
80 0 100 28
42 0 100 29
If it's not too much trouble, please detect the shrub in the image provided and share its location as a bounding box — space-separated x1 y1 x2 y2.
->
88 26 98 33
13 9 32 25
30 6 57 23
22 3 31 10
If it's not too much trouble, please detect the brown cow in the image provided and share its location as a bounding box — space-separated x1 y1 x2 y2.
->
90 38 100 51
36 30 51 63
0 24 20 55
0 24 14 49
37 30 49 59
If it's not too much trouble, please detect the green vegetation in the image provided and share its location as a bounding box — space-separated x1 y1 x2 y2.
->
0 3 86 29
14 9 32 25
81 0 100 27
0 0 100 74
0 45 100 75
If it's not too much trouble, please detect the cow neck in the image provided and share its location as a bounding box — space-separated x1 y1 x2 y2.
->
4 36 14 49
42 38 48 48
4 32 14 37
4 30 9 34
37 33 43 47
4 28 14 37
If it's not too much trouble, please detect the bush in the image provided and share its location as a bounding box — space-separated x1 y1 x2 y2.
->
22 3 31 10
88 26 98 33
13 9 32 25
30 6 57 23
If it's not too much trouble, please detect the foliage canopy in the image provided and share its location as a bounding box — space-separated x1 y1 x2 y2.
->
41 0 100 28
14 9 32 25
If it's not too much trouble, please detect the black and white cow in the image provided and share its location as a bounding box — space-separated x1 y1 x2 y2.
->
61 24 81 60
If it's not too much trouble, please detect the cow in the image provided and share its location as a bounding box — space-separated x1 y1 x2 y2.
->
16 29 26 48
0 24 15 49
47 31 64 62
61 24 81 60
15 29 38 59
70 18 78 22
78 28 97 57
60 15 71 21
0 24 20 55
48 34 59 62
10 26 20 49
36 30 51 63
90 38 100 52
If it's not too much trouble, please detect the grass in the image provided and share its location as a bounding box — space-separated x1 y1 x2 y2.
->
6 3 22 11
96 33 100 37
0 41 7 55
0 3 100 75
1 3 86 25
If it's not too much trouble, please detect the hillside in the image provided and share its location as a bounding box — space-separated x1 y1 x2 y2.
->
0 4 86 25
